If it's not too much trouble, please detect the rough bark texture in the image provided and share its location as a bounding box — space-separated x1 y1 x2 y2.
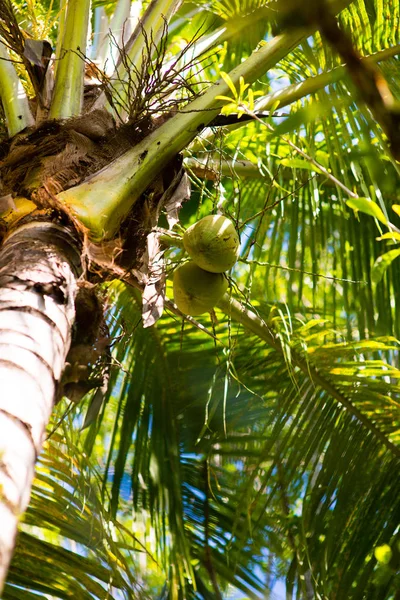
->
0 221 81 591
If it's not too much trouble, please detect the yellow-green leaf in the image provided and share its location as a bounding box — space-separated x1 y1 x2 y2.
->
279 158 323 173
346 197 389 225
374 545 392 565
220 71 238 99
371 248 400 283
215 95 236 103
376 232 400 242
392 204 400 217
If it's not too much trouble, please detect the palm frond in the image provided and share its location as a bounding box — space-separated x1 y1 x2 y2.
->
3 0 400 598
76 277 400 597
6 429 148 599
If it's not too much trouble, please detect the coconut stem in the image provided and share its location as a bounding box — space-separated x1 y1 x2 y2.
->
0 42 35 136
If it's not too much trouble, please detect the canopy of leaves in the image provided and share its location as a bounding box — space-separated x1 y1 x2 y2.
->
2 0 400 598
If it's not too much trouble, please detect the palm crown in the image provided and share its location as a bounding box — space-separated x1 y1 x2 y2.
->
0 0 400 598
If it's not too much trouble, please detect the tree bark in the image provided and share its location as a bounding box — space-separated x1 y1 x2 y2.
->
0 221 82 592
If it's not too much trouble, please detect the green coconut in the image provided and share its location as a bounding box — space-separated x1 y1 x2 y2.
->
173 261 228 316
183 214 240 273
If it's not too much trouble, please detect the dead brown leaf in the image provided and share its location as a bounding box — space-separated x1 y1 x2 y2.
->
142 231 166 328
164 170 191 228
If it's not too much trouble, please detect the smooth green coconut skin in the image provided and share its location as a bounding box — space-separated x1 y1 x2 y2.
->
183 215 240 273
173 261 228 315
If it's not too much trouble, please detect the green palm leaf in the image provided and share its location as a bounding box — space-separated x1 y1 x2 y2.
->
6 429 148 599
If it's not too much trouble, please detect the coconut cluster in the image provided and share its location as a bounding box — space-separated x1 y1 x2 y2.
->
173 215 239 316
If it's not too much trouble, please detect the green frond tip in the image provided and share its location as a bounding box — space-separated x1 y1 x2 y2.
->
372 249 400 283
346 197 389 225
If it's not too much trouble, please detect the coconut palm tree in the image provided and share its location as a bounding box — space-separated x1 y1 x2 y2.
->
1 0 400 598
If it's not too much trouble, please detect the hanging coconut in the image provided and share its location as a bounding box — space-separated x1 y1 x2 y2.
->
183 214 239 273
173 261 228 316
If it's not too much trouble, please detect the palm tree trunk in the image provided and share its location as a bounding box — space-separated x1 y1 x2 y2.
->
0 220 82 592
